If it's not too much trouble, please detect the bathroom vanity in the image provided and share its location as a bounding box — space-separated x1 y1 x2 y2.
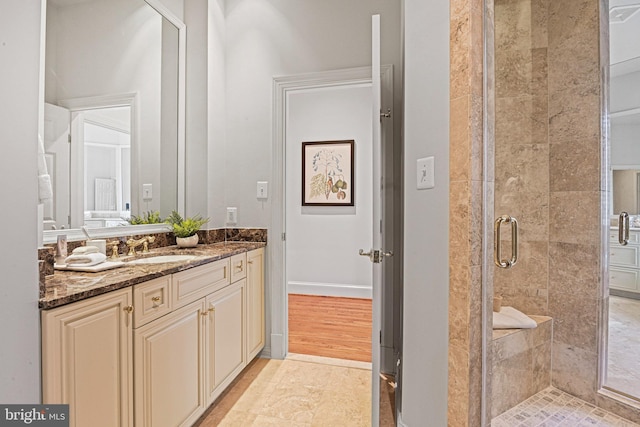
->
40 243 265 427
609 226 640 296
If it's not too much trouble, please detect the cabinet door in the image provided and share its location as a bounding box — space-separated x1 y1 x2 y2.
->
246 248 265 361
205 280 245 404
134 299 206 427
41 288 133 427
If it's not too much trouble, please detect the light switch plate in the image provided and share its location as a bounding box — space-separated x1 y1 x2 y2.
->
417 157 435 190
226 207 237 224
142 183 153 200
257 181 268 199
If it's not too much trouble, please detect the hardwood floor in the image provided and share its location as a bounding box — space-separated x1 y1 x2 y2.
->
288 294 372 362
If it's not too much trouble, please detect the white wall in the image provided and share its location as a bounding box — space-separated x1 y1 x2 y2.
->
185 0 210 218
0 0 42 403
401 0 449 424
285 85 373 298
611 123 640 166
610 70 640 113
610 71 640 166
222 0 402 228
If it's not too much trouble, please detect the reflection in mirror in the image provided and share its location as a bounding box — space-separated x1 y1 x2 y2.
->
612 169 640 217
82 106 131 227
42 0 184 241
605 0 640 404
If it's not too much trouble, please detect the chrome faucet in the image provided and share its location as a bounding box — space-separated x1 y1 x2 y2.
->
126 235 156 256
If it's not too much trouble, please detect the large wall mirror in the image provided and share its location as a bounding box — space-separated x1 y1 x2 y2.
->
40 0 185 243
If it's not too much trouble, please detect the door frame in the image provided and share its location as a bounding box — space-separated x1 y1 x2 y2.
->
269 65 393 360
59 93 138 228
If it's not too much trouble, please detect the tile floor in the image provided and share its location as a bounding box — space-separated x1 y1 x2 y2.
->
607 296 640 398
195 355 372 427
492 387 640 426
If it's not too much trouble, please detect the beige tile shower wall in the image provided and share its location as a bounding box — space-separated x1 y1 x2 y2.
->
493 0 551 316
547 0 603 403
449 0 486 425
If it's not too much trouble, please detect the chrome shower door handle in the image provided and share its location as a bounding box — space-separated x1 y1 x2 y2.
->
494 215 518 269
619 212 630 246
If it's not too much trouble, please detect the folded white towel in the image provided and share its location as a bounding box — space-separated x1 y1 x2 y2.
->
72 246 99 255
63 252 107 266
493 306 537 329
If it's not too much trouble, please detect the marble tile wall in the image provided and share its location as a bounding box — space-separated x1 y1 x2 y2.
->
493 0 551 316
449 0 629 424
546 0 604 405
449 0 486 425
491 317 552 419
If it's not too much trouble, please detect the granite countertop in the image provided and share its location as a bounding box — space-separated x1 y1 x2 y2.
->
40 241 266 309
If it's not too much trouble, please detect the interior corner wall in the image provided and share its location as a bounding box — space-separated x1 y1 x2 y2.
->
402 0 449 424
185 0 209 218
0 0 42 403
207 0 227 228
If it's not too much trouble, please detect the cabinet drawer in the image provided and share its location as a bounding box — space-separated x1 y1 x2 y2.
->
172 259 230 309
230 253 247 283
609 268 639 292
133 276 172 328
609 229 640 244
609 245 639 267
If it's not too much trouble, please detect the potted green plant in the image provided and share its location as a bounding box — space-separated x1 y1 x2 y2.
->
129 210 163 225
166 211 208 248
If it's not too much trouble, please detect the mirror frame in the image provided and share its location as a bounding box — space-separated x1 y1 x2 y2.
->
41 0 186 244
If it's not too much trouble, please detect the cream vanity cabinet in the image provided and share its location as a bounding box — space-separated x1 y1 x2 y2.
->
41 287 134 427
609 227 640 295
134 248 265 426
42 248 265 427
246 248 265 360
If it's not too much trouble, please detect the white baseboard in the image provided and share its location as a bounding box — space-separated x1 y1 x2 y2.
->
287 281 372 299
259 346 271 358
270 333 285 359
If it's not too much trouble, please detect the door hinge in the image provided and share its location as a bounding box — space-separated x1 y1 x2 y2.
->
68 134 71 143
379 330 382 344
282 232 286 241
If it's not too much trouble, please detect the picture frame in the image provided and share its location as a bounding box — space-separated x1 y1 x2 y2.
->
302 140 355 206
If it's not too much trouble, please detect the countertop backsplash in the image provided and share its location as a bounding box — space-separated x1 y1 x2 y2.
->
38 227 267 308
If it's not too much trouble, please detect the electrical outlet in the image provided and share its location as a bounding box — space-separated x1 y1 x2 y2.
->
226 207 237 224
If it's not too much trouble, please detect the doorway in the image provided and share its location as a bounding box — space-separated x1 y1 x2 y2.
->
271 64 399 425
285 83 374 362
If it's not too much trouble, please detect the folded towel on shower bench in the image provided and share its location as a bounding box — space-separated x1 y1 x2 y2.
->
493 306 537 329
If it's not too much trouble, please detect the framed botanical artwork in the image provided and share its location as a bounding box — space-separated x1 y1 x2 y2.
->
302 140 355 206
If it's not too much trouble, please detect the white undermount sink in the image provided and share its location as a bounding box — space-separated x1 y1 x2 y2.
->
127 254 197 265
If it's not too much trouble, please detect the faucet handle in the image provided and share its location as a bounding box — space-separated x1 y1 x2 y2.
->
126 238 138 256
106 240 120 259
142 235 156 253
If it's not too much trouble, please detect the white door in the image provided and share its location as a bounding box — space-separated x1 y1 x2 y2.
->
359 14 392 426
43 103 71 229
